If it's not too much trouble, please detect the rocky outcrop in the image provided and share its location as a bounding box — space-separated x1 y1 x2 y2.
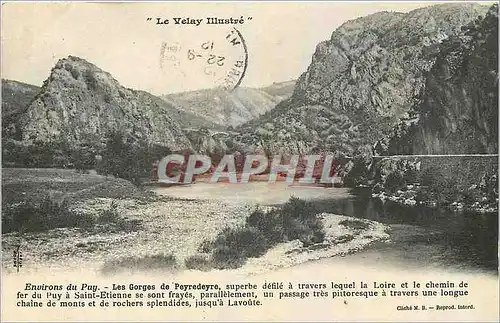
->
370 155 498 213
386 4 498 155
162 80 296 128
239 4 489 155
238 103 362 155
19 56 192 151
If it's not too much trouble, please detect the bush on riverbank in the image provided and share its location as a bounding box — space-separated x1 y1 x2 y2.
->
1 195 95 233
210 225 269 269
190 197 326 270
417 167 498 210
372 159 498 212
2 196 141 234
185 254 212 271
96 131 172 186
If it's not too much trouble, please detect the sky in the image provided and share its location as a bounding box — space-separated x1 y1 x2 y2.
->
1 1 492 95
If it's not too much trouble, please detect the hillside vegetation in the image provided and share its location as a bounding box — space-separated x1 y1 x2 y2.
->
238 4 489 156
162 80 296 128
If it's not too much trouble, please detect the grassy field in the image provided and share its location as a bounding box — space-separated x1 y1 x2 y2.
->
2 168 152 206
1 168 156 234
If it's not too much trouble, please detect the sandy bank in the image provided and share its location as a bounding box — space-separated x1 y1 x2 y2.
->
2 193 388 276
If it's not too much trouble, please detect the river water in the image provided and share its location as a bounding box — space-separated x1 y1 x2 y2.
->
157 182 498 275
310 188 499 275
2 183 498 321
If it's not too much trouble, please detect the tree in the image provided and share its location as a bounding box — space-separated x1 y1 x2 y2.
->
97 131 171 185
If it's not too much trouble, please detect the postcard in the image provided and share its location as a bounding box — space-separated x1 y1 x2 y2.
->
1 1 498 321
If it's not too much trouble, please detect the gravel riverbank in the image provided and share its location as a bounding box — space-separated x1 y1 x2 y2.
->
2 187 389 275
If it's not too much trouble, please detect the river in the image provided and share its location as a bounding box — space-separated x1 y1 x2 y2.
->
311 188 498 276
155 182 498 275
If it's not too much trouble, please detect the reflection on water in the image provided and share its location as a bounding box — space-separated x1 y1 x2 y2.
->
312 188 498 273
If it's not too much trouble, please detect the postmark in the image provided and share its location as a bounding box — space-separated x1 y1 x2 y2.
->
159 27 248 92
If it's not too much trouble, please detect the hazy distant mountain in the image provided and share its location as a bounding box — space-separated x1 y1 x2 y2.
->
384 4 498 155
1 79 40 138
161 80 296 128
18 56 192 151
238 3 489 155
258 80 297 101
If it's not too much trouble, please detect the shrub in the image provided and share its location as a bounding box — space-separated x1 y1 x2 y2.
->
462 188 482 205
285 217 325 246
421 166 446 188
343 145 373 187
211 245 245 269
1 195 95 233
384 171 406 194
415 189 433 204
199 197 326 269
269 197 324 245
1 138 98 169
281 196 317 221
418 166 464 206
344 161 369 187
71 144 97 171
403 167 420 184
95 201 142 233
481 173 498 202
96 131 172 186
211 225 269 260
197 239 215 253
185 254 212 271
208 224 270 269
1 195 141 234
246 208 283 243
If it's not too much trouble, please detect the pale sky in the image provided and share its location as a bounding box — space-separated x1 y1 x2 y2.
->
0 1 490 95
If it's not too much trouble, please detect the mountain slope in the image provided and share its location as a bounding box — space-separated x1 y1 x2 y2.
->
238 3 489 155
162 80 296 128
258 80 297 101
19 56 192 151
137 90 221 131
1 79 40 138
385 4 498 155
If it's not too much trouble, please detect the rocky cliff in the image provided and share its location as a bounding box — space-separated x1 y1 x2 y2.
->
386 4 498 155
238 3 489 155
19 56 192 151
